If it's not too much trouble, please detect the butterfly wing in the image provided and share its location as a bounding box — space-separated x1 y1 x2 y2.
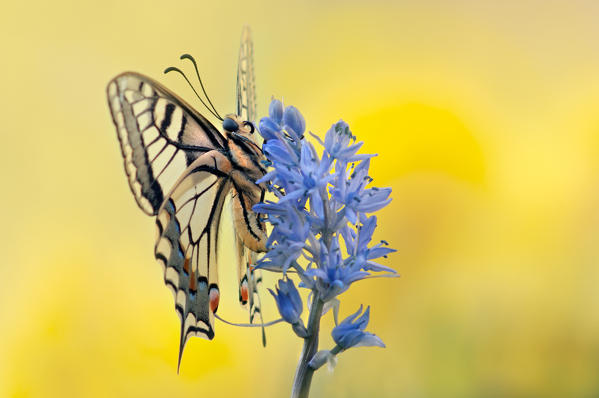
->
107 72 226 215
234 235 266 345
234 27 267 331
154 150 234 370
236 26 256 124
234 233 263 320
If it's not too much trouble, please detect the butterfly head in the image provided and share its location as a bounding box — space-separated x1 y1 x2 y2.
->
222 114 255 137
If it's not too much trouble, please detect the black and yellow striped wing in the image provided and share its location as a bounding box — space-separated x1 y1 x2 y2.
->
107 72 226 215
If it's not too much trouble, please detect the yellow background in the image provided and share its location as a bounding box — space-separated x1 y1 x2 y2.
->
2 1 599 397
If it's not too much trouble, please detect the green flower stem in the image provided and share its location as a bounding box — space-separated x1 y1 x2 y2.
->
291 293 325 398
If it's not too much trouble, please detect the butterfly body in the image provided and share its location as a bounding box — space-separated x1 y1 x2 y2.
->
221 116 269 252
107 27 266 370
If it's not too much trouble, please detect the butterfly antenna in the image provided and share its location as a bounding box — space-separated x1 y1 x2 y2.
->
164 66 222 121
180 54 223 120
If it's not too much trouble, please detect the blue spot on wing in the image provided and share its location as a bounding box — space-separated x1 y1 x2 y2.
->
176 244 184 262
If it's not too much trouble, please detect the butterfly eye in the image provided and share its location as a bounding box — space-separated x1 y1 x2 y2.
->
223 117 239 132
243 121 255 134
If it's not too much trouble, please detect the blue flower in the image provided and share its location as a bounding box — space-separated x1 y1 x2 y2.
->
254 202 310 273
265 141 330 206
340 215 397 274
321 121 372 163
284 105 305 139
259 117 281 142
269 278 303 325
259 99 305 143
258 99 283 141
261 137 299 169
253 99 395 393
332 158 392 223
331 305 385 350
269 98 284 125
303 237 370 302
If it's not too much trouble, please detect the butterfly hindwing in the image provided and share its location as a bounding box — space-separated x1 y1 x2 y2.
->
107 72 226 215
154 150 234 369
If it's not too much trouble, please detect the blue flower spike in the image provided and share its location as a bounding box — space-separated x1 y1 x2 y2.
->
254 99 395 396
332 305 385 350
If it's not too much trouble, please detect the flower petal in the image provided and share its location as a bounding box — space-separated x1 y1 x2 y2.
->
269 98 284 124
284 105 306 136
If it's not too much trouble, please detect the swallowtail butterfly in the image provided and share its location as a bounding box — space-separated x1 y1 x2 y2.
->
106 27 267 370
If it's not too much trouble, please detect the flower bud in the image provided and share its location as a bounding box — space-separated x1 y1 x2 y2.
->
269 278 303 324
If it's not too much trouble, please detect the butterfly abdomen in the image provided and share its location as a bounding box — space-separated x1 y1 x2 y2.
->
231 182 267 252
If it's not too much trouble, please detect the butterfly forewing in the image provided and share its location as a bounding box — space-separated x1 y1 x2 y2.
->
107 72 225 215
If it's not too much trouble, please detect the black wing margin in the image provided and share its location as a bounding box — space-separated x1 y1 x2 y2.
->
107 72 226 215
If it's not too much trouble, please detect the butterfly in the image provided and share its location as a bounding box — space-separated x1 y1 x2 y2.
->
106 27 267 370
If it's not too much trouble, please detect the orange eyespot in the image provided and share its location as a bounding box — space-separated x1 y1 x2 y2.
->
240 281 249 303
189 270 197 293
209 288 220 313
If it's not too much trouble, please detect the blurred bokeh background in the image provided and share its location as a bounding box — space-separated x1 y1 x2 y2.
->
2 1 599 397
